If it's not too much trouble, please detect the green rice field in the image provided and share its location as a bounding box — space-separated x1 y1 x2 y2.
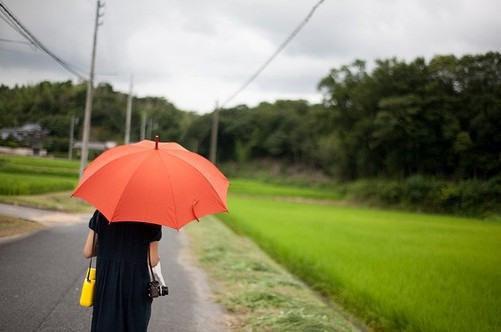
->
218 195 501 332
229 178 341 200
0 155 78 195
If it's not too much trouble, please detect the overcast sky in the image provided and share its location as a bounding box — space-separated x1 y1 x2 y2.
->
1 0 500 112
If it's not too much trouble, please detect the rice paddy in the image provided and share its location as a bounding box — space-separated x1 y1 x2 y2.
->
219 195 501 332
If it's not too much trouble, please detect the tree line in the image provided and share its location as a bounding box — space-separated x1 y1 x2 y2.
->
0 51 499 180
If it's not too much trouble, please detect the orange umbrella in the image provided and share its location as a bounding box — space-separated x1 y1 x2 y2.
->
71 137 229 230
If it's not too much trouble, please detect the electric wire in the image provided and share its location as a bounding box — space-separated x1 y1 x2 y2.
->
221 0 326 108
0 1 87 80
0 37 31 45
0 10 35 46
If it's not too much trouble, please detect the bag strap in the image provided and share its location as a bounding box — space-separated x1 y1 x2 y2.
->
86 213 99 282
147 244 156 282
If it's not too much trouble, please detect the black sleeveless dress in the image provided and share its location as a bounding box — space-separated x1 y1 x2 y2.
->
89 210 162 332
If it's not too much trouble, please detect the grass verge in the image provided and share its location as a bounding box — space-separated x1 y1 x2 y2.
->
185 216 362 332
0 191 91 213
0 214 44 238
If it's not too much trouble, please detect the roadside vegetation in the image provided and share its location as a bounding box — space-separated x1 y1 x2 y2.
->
0 191 90 213
219 194 501 332
186 216 361 332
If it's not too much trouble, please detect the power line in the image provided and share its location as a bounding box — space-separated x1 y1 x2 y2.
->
0 1 87 80
221 0 326 108
0 10 35 47
0 37 31 45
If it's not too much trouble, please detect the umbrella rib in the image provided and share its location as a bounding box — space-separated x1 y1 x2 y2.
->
76 149 148 189
110 153 152 221
162 151 227 210
156 153 179 229
171 150 228 181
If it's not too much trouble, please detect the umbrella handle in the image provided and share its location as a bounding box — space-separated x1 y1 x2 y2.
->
192 200 200 222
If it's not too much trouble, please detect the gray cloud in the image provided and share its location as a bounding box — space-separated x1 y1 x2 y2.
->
1 0 500 112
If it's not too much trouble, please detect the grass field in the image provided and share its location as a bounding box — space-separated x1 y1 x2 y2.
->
0 154 79 177
0 155 78 195
229 178 341 200
219 195 501 332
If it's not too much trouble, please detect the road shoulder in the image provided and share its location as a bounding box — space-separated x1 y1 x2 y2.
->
185 216 363 331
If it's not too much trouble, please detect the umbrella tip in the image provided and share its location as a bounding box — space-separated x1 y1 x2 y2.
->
155 135 159 149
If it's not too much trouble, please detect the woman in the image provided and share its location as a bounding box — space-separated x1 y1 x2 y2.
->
83 210 162 332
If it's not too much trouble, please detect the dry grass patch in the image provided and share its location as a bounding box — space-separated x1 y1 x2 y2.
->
0 214 44 238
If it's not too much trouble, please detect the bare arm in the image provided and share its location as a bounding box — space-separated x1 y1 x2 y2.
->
82 229 97 258
149 241 160 267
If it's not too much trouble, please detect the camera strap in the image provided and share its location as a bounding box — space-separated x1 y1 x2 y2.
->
147 244 157 282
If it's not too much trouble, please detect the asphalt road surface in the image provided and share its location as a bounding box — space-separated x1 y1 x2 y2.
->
0 204 226 332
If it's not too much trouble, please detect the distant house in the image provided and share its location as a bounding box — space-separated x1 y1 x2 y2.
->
0 123 48 141
0 123 48 156
73 141 117 151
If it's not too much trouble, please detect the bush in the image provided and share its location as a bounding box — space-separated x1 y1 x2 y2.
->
342 177 501 216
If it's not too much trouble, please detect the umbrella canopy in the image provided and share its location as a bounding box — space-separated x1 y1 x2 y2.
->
72 138 229 229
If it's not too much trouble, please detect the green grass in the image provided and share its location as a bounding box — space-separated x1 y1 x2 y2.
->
219 195 501 332
230 178 341 200
0 155 79 196
185 216 361 331
0 172 77 195
0 154 79 169
0 154 79 178
0 191 91 213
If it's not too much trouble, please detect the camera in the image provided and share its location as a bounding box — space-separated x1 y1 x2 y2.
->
147 280 168 298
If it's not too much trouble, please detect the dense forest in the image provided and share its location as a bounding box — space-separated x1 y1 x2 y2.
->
1 52 500 181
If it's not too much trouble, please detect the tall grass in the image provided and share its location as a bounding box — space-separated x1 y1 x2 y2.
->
219 195 501 332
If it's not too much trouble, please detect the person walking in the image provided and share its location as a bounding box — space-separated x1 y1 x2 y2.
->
83 210 162 332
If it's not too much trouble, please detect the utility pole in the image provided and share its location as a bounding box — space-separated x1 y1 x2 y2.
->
124 75 133 144
209 100 219 163
147 117 153 139
79 0 104 178
68 116 78 160
140 111 146 140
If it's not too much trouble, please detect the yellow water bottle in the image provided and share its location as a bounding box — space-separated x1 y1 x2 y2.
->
80 267 96 307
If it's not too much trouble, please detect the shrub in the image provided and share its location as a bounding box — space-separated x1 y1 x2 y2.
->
342 177 500 216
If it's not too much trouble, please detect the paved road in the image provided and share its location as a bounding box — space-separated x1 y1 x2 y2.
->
0 205 225 332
